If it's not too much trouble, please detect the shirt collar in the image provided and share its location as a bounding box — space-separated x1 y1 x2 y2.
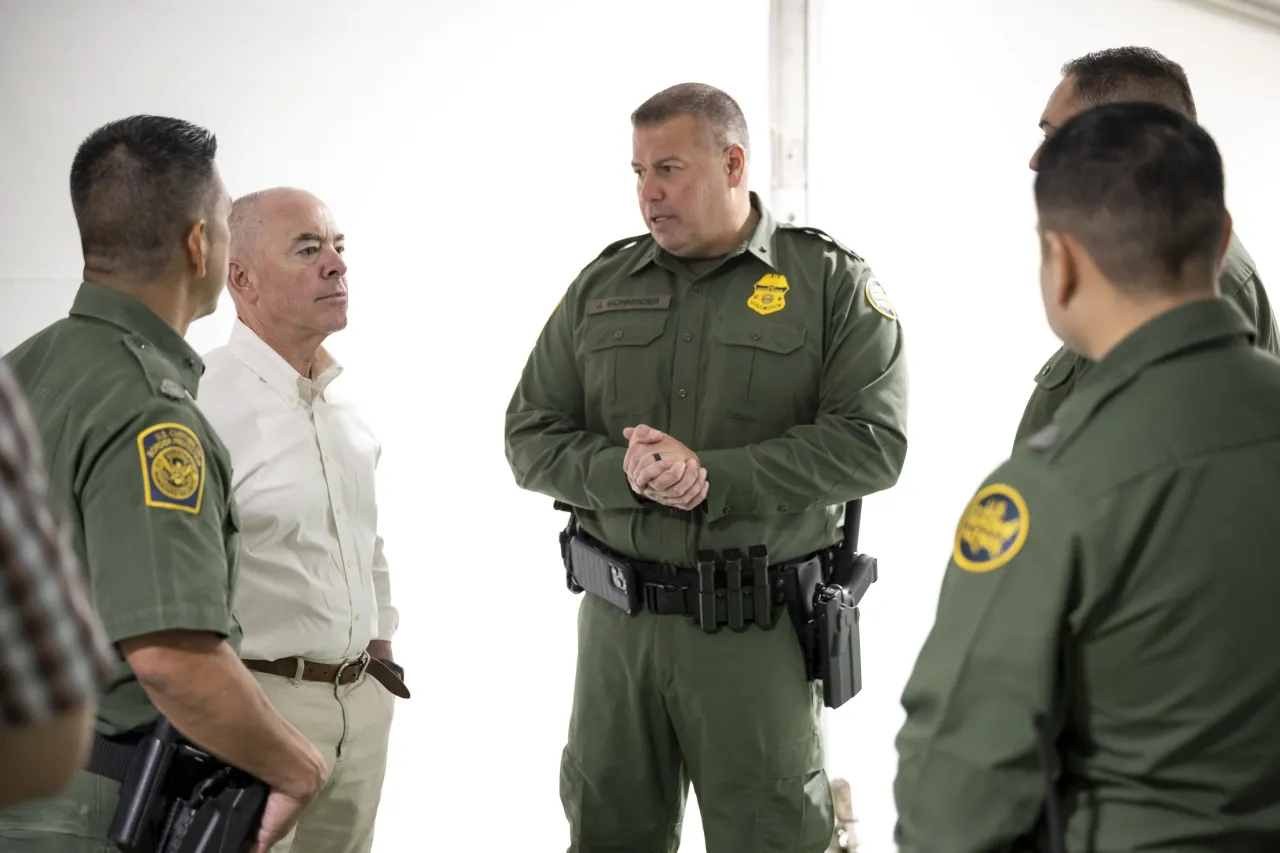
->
626 190 782 277
1053 297 1255 437
68 281 205 396
227 319 343 409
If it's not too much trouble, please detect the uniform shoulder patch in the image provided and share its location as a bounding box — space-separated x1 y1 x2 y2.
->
864 278 897 320
952 483 1029 573
136 422 206 513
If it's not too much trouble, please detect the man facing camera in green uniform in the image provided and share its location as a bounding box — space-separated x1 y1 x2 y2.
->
895 102 1280 852
505 83 908 852
0 115 326 853
1016 46 1278 443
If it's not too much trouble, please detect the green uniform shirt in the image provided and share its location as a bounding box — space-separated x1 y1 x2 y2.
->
1014 232 1279 444
505 192 909 566
895 298 1280 852
3 282 242 738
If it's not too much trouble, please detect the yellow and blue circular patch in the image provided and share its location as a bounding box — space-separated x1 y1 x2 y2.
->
952 483 1029 573
865 278 897 320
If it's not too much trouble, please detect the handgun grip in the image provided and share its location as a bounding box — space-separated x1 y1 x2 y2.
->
108 719 179 845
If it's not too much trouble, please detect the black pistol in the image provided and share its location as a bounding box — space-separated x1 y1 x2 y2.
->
813 500 879 709
109 718 180 848
161 763 269 853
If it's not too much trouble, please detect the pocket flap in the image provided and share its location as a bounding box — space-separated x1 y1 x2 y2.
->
1033 348 1079 390
714 324 806 355
585 315 668 350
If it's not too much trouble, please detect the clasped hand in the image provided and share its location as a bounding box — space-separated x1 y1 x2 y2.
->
622 424 709 511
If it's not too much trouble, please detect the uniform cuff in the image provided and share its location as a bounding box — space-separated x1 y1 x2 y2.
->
697 449 751 522
590 447 649 510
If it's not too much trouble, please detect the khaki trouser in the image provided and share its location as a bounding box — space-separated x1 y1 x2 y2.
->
253 667 396 853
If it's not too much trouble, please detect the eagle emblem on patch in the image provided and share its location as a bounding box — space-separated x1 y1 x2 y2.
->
952 483 1029 573
864 279 897 320
747 274 789 316
137 423 206 513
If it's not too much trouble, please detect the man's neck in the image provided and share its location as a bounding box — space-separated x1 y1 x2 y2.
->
694 198 758 259
85 267 199 336
1084 290 1216 362
240 314 324 378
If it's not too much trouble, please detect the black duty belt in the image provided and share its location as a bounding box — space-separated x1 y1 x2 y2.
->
553 499 880 711
563 529 826 633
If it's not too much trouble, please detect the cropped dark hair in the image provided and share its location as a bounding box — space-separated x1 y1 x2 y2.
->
1035 101 1225 291
69 115 219 279
631 82 750 154
1062 47 1196 120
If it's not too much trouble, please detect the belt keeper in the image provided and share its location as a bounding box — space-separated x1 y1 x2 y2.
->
723 548 745 632
696 550 719 633
292 658 305 682
749 545 772 629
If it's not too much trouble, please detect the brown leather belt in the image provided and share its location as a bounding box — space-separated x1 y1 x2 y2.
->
243 654 411 699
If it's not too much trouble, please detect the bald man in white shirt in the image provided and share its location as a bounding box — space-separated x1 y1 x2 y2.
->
196 186 406 853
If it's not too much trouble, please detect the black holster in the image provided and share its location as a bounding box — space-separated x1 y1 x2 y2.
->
86 717 268 853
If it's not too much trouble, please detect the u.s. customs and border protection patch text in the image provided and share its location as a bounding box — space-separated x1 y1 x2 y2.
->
953 483 1029 572
747 273 789 316
137 423 206 513
865 278 897 320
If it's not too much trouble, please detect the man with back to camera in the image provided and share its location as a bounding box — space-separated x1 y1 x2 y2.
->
1015 46 1279 443
504 82 909 852
894 101 1280 851
0 115 327 853
0 358 117 810
195 186 404 853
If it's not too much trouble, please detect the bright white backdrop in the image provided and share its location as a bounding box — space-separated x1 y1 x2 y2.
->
1 1 1277 851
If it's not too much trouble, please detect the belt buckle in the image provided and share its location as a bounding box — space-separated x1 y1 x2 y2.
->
335 651 370 686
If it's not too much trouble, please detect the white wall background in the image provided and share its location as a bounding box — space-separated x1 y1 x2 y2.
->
0 1 1276 851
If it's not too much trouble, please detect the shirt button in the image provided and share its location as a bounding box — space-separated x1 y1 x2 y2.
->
668 508 678 517
778 505 788 512
751 332 761 341
613 330 624 339
724 505 733 514
693 283 702 292
683 333 692 342
335 508 342 516
678 389 687 398
355 614 361 621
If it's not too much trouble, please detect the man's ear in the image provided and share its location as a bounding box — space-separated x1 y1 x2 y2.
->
1043 230 1080 310
185 219 209 279
725 144 747 186
226 259 254 304
1217 209 1234 275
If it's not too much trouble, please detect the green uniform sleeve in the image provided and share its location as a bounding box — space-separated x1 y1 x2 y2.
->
81 402 234 644
893 462 1072 852
697 265 908 521
505 284 646 511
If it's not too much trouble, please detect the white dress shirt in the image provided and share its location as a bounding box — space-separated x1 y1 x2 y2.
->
196 320 398 664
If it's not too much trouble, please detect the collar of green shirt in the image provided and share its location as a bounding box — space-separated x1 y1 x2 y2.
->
68 280 205 395
625 190 782 277
1052 297 1255 439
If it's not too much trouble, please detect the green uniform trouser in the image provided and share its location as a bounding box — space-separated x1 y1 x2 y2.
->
561 591 834 852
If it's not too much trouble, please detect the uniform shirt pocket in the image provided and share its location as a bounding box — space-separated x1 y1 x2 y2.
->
581 313 670 423
710 324 808 425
